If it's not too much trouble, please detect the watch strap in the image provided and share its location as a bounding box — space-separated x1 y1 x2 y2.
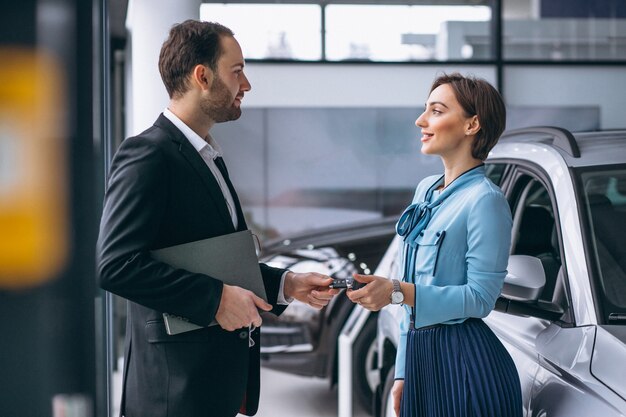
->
390 279 404 304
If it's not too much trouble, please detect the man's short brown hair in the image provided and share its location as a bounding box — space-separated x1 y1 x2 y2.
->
158 20 234 99
430 73 506 161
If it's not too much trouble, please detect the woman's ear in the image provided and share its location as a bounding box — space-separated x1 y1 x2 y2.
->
191 64 213 90
465 115 481 136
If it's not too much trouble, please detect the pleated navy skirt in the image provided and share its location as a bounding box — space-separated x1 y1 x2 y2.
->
400 318 522 417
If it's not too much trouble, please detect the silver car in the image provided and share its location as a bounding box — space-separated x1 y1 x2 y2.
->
374 127 626 417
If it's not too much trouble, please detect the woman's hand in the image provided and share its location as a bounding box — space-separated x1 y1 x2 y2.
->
391 379 404 416
346 273 393 311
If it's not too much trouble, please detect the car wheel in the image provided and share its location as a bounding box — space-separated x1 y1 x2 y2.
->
353 315 379 413
380 365 397 417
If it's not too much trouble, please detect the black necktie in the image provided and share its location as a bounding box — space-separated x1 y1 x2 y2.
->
214 156 246 230
214 156 228 178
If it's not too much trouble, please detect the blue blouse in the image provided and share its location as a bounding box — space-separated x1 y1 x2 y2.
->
394 165 512 379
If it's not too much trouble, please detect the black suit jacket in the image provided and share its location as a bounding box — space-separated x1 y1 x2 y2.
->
97 114 287 417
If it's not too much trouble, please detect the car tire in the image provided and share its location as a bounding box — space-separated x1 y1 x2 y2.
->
353 315 379 414
380 365 397 417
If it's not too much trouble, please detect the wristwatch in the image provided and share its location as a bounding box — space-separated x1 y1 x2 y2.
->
390 279 404 305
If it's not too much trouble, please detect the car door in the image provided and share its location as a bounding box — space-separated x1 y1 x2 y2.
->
485 164 575 417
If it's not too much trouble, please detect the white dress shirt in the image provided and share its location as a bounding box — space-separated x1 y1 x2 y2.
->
163 108 292 305
163 108 238 229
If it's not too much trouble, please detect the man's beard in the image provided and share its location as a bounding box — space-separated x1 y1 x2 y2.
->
200 75 242 123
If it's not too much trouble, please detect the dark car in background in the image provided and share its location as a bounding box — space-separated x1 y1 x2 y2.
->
259 216 398 413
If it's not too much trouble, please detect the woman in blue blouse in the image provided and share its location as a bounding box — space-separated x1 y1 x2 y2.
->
348 73 522 417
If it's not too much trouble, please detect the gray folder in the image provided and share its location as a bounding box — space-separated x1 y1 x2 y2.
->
151 230 267 335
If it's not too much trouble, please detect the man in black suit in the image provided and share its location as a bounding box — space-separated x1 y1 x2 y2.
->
97 20 337 417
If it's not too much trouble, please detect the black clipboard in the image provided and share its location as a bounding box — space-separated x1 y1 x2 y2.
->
151 230 266 334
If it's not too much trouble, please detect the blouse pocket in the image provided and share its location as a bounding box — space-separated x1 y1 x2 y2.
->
413 229 446 276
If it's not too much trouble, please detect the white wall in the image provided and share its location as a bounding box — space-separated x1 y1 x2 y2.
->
243 64 495 108
504 66 626 129
125 0 202 136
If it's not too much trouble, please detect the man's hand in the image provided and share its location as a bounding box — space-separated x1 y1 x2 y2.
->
215 284 272 331
346 273 393 311
391 379 404 417
284 272 339 309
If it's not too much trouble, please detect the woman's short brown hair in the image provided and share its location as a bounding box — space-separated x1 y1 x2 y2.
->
430 73 506 160
158 20 234 99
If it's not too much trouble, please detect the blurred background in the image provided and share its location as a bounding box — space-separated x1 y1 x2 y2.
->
1 0 625 416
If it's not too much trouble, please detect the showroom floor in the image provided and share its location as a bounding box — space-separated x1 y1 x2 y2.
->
246 368 369 417
113 362 370 417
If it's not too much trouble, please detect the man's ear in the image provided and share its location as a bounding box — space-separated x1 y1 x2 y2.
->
465 115 481 136
191 64 213 90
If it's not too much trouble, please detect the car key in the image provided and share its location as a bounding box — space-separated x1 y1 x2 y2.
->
329 277 366 290
329 278 349 289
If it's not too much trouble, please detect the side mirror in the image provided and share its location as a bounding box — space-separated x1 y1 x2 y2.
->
501 255 546 302
495 255 564 321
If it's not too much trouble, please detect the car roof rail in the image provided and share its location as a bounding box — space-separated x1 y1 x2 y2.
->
500 126 581 158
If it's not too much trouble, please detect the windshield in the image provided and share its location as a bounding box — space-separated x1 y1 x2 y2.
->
578 165 626 323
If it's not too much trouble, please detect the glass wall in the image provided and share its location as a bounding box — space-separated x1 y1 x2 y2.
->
193 1 626 241
503 0 626 60
324 4 492 61
201 0 626 63
502 0 626 130
211 103 601 239
211 107 442 239
200 3 322 60
200 1 494 62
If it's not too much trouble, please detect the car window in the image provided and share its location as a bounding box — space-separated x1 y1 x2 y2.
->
578 166 626 321
485 162 508 186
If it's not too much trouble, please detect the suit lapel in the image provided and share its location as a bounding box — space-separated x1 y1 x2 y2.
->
154 114 235 231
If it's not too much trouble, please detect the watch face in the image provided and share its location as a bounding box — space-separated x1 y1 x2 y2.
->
391 291 404 304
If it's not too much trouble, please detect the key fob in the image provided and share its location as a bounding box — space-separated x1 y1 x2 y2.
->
329 278 349 289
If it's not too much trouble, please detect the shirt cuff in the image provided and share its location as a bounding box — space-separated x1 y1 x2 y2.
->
277 271 294 305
